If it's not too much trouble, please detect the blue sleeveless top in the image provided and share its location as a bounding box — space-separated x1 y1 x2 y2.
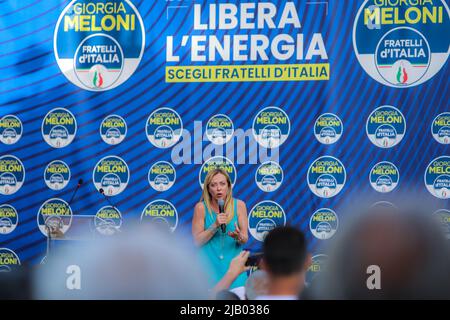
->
200 199 247 289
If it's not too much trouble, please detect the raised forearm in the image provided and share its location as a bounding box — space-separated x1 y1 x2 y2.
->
194 223 219 246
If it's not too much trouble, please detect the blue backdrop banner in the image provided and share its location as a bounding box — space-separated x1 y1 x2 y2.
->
0 0 449 269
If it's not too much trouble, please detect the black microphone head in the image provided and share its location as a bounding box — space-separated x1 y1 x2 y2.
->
218 199 226 233
78 179 83 185
99 188 104 194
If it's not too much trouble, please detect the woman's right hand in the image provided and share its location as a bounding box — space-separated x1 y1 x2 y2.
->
214 213 228 228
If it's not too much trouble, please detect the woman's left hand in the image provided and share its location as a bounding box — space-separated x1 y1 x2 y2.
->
228 222 245 243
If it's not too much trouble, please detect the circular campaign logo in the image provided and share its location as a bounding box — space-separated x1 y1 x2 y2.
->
310 208 338 240
141 200 178 232
307 156 346 198
0 205 18 235
206 114 234 145
199 156 237 189
0 248 20 272
366 105 406 148
37 198 73 236
253 106 290 148
431 112 450 144
369 161 399 193
44 160 71 191
95 206 122 236
0 115 22 145
255 161 283 192
248 201 286 242
306 254 328 286
100 114 127 145
353 0 449 88
146 107 183 148
148 161 176 192
433 209 450 239
54 0 145 91
314 113 343 145
0 155 25 195
93 156 129 196
42 108 77 148
425 156 450 199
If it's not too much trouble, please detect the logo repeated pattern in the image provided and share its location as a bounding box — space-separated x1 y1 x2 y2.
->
0 1 448 268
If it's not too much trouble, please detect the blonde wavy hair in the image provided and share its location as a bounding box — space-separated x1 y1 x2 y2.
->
201 168 234 222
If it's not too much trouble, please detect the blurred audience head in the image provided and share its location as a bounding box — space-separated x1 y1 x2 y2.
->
0 266 32 299
33 223 210 299
261 226 311 297
308 200 450 299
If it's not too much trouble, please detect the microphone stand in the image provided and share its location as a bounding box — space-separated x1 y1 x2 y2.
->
46 179 83 258
98 188 122 234
98 188 120 211
45 224 51 260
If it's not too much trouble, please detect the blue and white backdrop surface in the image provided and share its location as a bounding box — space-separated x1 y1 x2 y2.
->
0 0 449 269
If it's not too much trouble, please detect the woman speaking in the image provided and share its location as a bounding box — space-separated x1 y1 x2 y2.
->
192 168 249 289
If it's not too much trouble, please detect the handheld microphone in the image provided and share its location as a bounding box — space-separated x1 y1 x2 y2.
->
218 199 226 233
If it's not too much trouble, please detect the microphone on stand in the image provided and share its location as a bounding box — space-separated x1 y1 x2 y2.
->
97 188 122 235
218 199 226 233
46 179 84 257
60 178 83 229
67 179 83 206
98 188 120 212
62 178 84 228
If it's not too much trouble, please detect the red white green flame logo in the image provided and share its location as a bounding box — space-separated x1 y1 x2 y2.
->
93 70 103 88
396 64 408 84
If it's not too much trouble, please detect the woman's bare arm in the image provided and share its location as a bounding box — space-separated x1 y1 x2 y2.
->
192 202 219 246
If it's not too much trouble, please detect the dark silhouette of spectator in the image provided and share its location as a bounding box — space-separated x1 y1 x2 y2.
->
256 226 311 300
0 266 33 299
307 206 450 299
